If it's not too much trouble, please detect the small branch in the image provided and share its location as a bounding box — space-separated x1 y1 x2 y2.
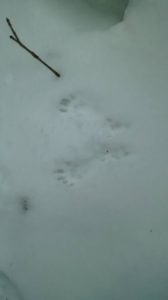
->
6 17 61 78
6 18 20 41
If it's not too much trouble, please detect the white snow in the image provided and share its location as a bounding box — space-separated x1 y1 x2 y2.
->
0 0 168 299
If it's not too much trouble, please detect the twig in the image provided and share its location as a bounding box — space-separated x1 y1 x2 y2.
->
6 17 61 78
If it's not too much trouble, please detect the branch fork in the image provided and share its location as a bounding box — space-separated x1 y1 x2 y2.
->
6 17 61 78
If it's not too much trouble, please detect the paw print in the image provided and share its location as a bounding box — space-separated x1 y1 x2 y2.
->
19 195 31 213
58 95 75 113
53 167 74 186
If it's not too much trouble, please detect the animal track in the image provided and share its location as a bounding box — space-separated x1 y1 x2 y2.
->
52 93 131 186
19 195 31 213
53 166 75 186
53 142 130 186
58 95 75 113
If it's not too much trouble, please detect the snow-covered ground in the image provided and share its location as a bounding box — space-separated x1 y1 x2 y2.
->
0 0 168 299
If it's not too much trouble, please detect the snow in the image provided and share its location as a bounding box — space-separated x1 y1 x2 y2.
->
0 0 168 299
0 271 22 300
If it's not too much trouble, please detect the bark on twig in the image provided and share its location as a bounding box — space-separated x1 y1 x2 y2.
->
6 18 61 78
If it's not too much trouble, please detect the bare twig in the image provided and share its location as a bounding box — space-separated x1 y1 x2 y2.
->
6 17 61 78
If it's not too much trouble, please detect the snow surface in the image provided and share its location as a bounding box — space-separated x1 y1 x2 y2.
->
0 0 168 299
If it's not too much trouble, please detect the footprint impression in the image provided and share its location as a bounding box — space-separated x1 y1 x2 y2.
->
52 93 131 186
58 95 75 113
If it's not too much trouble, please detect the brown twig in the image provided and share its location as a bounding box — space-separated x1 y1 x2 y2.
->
6 17 61 78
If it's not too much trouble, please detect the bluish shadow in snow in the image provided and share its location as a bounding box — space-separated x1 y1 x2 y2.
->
47 0 129 30
0 271 23 300
87 0 129 19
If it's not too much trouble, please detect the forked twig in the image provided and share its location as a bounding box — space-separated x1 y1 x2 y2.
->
6 18 61 78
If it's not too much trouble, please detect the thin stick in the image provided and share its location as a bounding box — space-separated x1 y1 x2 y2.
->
6 18 20 41
6 18 61 78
